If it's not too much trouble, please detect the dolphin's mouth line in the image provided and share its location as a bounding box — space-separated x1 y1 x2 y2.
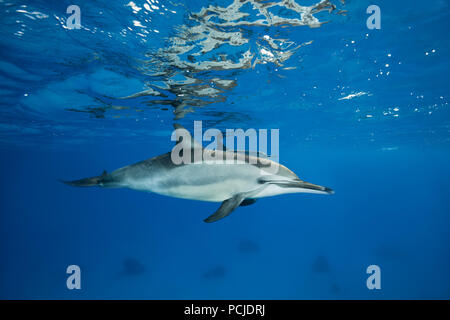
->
263 179 334 194
297 181 334 194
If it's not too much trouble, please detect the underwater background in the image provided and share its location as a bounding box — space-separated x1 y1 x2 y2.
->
1 0 450 299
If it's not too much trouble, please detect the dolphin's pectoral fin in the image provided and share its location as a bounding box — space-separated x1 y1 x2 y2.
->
204 193 247 223
240 198 257 207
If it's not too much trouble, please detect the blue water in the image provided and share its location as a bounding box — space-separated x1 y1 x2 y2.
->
1 0 450 299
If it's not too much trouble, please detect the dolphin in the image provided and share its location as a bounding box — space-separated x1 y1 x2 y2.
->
62 124 333 222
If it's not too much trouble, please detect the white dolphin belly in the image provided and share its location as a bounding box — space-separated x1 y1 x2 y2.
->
125 162 263 202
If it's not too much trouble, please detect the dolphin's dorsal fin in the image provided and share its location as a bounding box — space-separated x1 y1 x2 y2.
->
173 123 203 150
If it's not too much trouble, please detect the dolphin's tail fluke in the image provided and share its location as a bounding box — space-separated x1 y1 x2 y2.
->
60 170 108 187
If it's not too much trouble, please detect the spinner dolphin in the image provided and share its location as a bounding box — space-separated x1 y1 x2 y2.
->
62 125 333 222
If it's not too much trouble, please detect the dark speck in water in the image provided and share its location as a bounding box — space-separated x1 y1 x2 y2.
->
121 258 146 276
312 256 330 274
203 265 226 279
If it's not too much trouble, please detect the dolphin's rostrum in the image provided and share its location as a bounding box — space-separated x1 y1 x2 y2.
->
61 124 333 222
